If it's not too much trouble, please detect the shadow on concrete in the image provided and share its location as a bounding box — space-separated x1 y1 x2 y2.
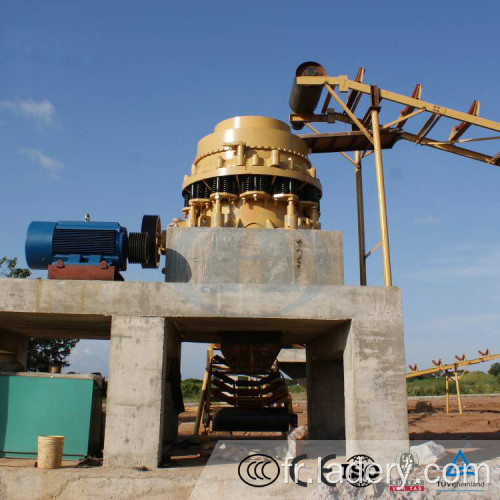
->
164 249 192 283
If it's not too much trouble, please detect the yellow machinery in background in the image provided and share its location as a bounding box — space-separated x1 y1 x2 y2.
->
287 62 500 287
407 349 500 414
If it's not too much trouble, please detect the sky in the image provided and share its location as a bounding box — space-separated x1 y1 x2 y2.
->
1 0 499 378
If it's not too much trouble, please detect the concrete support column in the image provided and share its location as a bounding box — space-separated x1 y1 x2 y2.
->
163 323 182 454
306 324 348 440
306 318 408 464
104 316 168 468
306 358 345 439
343 318 409 463
0 331 28 369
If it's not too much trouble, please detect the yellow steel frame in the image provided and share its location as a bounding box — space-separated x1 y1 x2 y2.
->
291 71 500 286
407 351 500 414
194 343 214 435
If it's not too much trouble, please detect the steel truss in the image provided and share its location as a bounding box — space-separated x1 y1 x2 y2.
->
290 70 500 286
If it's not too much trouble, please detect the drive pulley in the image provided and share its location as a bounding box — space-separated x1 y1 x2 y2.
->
127 215 162 268
141 215 162 269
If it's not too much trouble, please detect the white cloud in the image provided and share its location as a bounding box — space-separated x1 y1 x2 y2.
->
19 148 64 178
415 215 440 226
83 347 92 356
0 99 55 126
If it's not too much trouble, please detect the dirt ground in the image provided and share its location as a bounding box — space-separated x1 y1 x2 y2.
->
1 394 497 475
179 394 500 440
407 394 500 440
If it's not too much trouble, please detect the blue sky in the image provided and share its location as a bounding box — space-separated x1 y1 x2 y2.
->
1 1 499 378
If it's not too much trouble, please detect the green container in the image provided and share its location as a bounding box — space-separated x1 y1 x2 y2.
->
0 373 102 459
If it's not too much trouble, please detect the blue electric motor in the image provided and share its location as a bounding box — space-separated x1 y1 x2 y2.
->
26 221 129 270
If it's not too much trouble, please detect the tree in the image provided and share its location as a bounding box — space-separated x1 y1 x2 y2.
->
26 338 80 372
1 256 79 372
0 256 31 278
488 362 500 377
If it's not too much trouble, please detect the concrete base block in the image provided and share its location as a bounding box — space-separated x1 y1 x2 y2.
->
164 227 343 286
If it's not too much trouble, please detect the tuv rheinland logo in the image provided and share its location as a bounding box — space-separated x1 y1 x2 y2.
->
445 449 476 477
435 449 488 493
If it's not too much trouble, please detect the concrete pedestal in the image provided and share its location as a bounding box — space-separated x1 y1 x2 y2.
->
164 227 344 286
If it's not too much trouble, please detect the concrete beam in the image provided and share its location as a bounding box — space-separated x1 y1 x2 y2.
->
0 280 402 344
0 312 111 340
277 348 306 363
277 348 307 387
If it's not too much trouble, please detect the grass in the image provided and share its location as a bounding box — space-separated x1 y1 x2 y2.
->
288 384 306 399
180 372 500 404
407 371 500 397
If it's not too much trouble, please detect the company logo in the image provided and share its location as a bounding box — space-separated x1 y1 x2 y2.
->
390 451 423 492
238 454 280 487
282 453 381 488
397 451 418 476
343 455 381 488
445 450 475 477
427 448 489 492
